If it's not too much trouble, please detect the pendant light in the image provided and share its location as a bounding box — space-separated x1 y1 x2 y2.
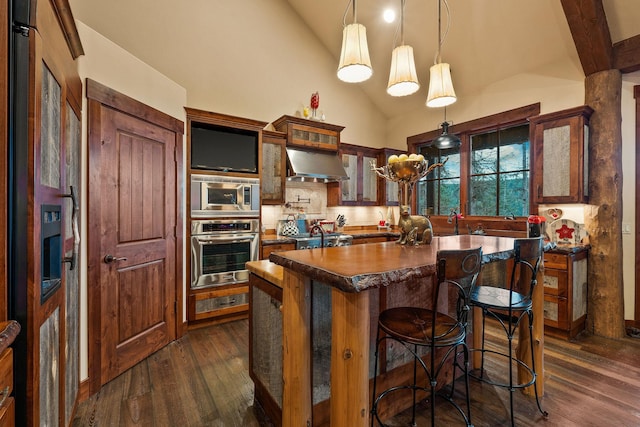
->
337 0 373 83
426 0 457 108
387 0 420 97
432 107 461 149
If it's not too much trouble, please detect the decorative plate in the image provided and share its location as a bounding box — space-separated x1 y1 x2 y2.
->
546 208 563 221
548 219 585 245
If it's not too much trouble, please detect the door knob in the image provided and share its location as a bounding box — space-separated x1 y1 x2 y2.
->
104 254 127 263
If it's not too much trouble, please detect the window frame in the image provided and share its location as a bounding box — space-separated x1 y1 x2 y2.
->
407 103 541 218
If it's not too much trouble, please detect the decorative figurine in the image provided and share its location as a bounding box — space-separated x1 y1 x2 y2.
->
372 154 447 245
310 91 319 118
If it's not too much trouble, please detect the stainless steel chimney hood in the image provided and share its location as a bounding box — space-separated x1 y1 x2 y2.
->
286 148 349 182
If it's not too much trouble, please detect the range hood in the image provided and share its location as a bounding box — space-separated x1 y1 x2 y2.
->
286 148 349 182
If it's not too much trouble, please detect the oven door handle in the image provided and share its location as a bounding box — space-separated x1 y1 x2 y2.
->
192 235 257 244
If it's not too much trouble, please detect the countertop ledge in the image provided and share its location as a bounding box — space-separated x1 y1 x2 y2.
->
267 236 517 293
246 260 284 287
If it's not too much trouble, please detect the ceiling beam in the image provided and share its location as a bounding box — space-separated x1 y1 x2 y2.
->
561 0 613 76
613 34 640 74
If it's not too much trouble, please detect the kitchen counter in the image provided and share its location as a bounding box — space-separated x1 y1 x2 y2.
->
259 235 544 426
260 229 400 246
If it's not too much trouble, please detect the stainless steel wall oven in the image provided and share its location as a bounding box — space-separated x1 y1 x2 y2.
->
191 218 259 289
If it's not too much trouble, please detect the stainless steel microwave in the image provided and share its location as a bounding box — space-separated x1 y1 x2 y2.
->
191 174 260 217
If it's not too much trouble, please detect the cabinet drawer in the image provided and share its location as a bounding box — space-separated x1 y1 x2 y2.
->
543 294 569 330
0 348 12 400
0 397 14 427
543 268 568 297
192 286 249 321
544 253 567 269
261 243 295 260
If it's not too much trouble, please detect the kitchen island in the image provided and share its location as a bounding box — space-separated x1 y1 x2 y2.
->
247 235 544 427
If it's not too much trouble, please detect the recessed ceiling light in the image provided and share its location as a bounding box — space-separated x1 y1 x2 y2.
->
383 8 395 23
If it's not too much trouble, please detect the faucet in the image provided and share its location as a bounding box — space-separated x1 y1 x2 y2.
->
447 208 460 235
309 224 325 248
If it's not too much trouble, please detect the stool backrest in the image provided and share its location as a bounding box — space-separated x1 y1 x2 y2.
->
434 247 483 335
510 237 544 300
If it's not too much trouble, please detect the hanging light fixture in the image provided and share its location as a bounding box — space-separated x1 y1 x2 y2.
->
426 0 457 108
337 0 373 83
387 0 419 97
432 107 461 149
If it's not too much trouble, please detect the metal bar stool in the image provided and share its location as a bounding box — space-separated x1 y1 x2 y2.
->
370 247 482 426
469 237 548 426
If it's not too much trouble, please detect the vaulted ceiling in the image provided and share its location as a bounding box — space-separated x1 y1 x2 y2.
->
69 0 640 119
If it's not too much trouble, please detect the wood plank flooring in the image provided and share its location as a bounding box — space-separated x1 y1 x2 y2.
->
71 319 640 426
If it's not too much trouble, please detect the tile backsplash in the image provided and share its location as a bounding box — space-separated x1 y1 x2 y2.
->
261 182 399 231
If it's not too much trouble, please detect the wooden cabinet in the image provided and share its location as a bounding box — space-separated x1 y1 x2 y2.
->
327 143 379 206
189 285 249 324
261 242 296 260
351 236 388 245
0 347 13 427
272 115 344 152
531 106 593 205
543 250 588 339
261 130 287 204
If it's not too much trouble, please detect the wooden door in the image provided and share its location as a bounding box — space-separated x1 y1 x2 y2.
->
87 80 183 391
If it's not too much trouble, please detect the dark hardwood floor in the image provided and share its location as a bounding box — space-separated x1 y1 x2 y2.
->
72 319 640 426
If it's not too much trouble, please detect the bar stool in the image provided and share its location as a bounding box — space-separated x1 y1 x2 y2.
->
370 247 482 426
469 237 548 426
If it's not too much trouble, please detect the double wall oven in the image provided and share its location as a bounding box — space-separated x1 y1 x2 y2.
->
190 175 260 291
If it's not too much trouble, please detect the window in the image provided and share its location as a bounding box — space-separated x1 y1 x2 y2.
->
416 146 460 216
469 124 530 216
409 104 539 218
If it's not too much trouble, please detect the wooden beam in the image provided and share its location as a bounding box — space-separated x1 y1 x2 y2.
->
613 34 640 74
560 0 613 76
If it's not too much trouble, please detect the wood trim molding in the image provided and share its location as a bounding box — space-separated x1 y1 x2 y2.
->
50 0 84 58
185 107 268 132
635 85 640 323
407 103 541 147
86 79 184 133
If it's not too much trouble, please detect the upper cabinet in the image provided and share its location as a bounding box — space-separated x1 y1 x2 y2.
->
328 143 379 206
272 115 344 151
531 106 593 205
261 130 287 205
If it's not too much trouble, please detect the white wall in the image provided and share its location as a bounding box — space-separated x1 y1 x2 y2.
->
75 21 188 381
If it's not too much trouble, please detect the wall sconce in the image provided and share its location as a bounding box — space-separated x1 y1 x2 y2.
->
337 0 373 83
426 0 457 107
387 0 419 97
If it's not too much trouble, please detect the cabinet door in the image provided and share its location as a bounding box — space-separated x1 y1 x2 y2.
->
340 153 358 202
262 131 286 204
362 155 378 203
531 106 593 205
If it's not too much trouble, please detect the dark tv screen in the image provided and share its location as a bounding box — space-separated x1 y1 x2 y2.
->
190 122 258 173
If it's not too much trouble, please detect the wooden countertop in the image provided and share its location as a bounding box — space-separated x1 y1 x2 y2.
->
269 235 516 293
246 259 284 287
